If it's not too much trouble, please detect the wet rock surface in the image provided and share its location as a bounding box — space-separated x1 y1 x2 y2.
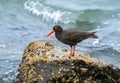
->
14 41 120 83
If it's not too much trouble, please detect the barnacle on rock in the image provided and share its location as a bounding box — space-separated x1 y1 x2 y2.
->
15 41 120 83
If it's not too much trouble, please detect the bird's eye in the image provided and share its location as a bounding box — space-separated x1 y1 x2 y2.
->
54 27 57 30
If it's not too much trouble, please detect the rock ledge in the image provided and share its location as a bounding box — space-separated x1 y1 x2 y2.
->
14 41 120 83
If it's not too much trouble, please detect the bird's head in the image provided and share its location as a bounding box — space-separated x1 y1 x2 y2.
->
47 25 63 37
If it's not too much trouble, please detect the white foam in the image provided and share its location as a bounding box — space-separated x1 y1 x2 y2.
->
0 44 6 48
92 39 99 44
24 0 73 23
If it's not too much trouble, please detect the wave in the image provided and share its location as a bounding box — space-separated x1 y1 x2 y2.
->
91 47 120 67
24 0 120 27
24 0 75 24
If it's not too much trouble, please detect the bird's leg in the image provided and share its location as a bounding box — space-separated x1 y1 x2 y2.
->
69 45 75 57
71 45 75 56
69 46 73 56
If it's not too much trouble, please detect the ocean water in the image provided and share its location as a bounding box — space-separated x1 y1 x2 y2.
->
0 0 120 82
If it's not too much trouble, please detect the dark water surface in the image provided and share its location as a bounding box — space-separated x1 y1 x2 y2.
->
0 0 120 82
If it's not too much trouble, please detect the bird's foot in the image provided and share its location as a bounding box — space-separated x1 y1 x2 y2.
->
67 54 74 59
62 53 75 60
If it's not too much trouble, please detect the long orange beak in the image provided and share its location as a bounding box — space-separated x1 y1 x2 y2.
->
47 29 55 37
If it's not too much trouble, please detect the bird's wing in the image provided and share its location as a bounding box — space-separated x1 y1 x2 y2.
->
62 29 90 42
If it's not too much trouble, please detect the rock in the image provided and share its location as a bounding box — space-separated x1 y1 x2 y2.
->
14 41 120 83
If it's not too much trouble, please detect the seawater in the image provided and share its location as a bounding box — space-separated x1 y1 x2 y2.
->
0 0 120 82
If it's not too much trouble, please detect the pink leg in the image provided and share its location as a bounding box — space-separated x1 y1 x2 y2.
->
69 47 73 56
69 46 75 57
71 46 75 56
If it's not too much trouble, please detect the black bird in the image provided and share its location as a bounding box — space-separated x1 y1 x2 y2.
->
47 25 98 57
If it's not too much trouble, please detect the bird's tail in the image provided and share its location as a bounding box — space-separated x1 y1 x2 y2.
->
89 31 98 38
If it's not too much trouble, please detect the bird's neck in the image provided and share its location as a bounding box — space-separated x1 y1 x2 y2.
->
55 31 63 39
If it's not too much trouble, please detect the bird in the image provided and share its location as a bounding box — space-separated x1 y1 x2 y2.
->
47 25 98 57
